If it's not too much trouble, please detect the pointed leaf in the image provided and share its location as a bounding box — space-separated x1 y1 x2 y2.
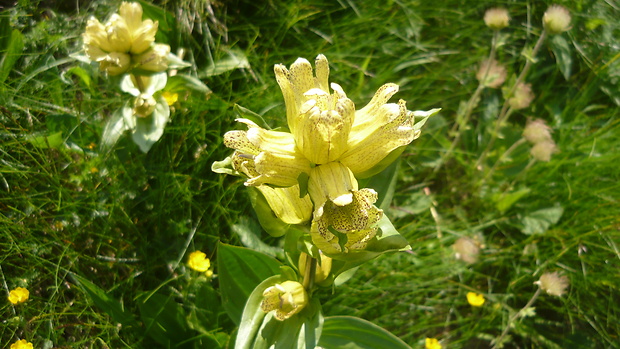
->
138 292 190 346
520 206 564 235
318 316 411 349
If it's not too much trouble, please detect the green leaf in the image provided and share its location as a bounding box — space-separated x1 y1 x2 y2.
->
101 106 130 150
318 316 411 349
520 206 564 235
494 187 531 213
236 275 283 349
217 243 282 325
550 35 573 81
231 215 284 258
358 158 400 210
26 131 64 149
70 273 138 328
64 66 93 92
138 292 190 346
0 29 24 85
167 74 211 94
233 104 270 130
199 48 250 78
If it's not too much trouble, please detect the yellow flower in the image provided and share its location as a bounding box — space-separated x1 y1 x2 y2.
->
133 94 157 117
134 43 170 72
187 251 211 272
8 287 29 305
162 91 179 106
256 184 313 224
467 292 485 307
10 339 33 349
260 280 308 320
425 338 442 349
298 252 332 284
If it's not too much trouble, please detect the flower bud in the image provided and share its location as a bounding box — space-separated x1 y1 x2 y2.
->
484 8 510 30
535 271 569 297
261 281 308 320
530 140 558 162
476 59 507 88
298 252 332 284
508 82 534 110
135 44 170 72
543 5 571 35
99 52 131 76
133 93 157 117
523 119 552 144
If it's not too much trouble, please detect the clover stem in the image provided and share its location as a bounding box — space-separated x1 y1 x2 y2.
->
479 137 527 185
476 30 548 169
492 287 542 349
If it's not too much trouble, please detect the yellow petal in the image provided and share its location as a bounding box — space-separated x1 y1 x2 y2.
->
308 162 358 207
105 14 132 53
261 281 308 321
119 2 144 33
256 184 312 224
134 44 169 71
130 19 158 54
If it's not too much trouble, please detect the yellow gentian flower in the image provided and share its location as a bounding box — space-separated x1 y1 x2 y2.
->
467 292 485 307
8 287 29 305
10 339 33 349
260 280 308 320
187 251 211 272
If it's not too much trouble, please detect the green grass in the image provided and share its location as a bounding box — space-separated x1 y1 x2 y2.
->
2 0 619 348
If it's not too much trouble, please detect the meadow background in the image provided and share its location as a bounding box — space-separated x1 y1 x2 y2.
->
1 0 619 348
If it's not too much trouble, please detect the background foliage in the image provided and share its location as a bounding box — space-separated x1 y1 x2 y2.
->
1 0 618 348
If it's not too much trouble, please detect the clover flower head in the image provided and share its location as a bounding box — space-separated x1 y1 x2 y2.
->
543 5 571 35
476 59 507 89
530 140 558 162
261 281 308 320
508 82 535 110
10 339 33 349
467 292 485 307
535 271 569 297
523 119 553 144
188 251 211 272
484 8 510 30
453 237 481 264
8 287 29 305
425 338 442 349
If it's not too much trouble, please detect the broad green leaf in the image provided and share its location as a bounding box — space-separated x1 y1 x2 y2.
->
64 66 93 92
494 187 531 213
0 29 24 85
27 131 64 149
199 48 250 78
520 206 564 235
101 106 129 150
70 273 138 328
318 316 411 349
138 292 189 346
167 74 211 94
234 104 270 130
231 215 284 258
218 243 282 325
550 35 573 81
132 96 171 153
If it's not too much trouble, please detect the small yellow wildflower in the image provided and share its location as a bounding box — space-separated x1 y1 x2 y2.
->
162 91 179 106
8 287 29 305
261 280 308 320
205 270 214 278
467 292 485 307
10 339 33 349
425 337 442 349
187 251 211 272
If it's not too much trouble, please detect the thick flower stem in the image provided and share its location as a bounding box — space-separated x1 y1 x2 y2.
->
302 255 317 293
476 30 548 170
492 287 542 349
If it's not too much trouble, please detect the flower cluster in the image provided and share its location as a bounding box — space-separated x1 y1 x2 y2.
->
83 2 169 75
220 55 438 256
523 119 558 162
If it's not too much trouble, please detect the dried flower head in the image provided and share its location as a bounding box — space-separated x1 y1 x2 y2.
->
187 251 211 272
425 337 442 349
484 8 510 30
8 287 29 305
535 271 569 296
523 119 553 144
453 237 481 264
543 5 571 35
530 140 558 162
476 59 507 88
508 82 535 110
10 339 33 349
466 292 485 307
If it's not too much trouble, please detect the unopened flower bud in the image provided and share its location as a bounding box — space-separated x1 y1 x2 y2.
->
299 252 333 284
530 140 558 162
476 59 507 88
99 52 131 76
543 5 571 35
453 237 480 264
535 271 569 297
133 93 157 117
508 82 535 110
135 44 170 72
261 280 308 320
523 119 552 144
484 8 510 30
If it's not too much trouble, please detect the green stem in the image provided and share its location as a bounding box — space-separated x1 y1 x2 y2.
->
302 256 317 294
476 30 547 169
492 287 542 349
479 137 527 185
